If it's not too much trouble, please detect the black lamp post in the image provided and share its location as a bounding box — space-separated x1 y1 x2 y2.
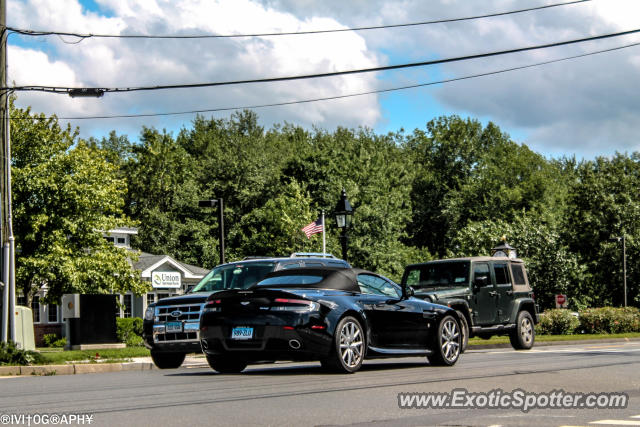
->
608 235 627 307
333 189 354 262
199 198 225 266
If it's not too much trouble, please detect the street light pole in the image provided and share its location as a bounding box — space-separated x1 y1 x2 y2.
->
199 199 225 266
609 235 628 307
623 235 627 308
333 189 353 263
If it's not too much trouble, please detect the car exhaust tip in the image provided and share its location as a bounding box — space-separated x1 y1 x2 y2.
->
288 339 301 350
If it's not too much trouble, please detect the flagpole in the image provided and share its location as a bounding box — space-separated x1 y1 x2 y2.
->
321 210 326 257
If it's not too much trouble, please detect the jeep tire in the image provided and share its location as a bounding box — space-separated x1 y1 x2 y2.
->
509 311 535 350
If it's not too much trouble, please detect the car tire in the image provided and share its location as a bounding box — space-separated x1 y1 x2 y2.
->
510 311 535 350
427 314 461 366
206 355 248 373
321 316 365 374
455 310 469 353
150 351 186 369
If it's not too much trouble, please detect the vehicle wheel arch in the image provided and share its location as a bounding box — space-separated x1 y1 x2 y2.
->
510 300 538 324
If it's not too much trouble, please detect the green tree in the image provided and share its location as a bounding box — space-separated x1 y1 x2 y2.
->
563 154 640 307
11 103 147 304
451 215 586 310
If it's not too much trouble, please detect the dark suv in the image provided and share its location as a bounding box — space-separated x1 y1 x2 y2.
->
143 254 350 368
401 256 539 351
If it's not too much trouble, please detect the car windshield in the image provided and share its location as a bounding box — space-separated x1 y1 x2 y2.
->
404 262 470 290
189 262 276 293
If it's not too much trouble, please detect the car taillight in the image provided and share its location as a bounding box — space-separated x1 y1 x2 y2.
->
203 299 222 312
271 298 319 312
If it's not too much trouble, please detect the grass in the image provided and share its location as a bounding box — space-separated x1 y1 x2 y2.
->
469 332 640 346
34 347 150 365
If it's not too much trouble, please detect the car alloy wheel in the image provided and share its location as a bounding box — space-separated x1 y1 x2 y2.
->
321 316 365 373
510 311 535 350
339 318 364 369
428 314 461 366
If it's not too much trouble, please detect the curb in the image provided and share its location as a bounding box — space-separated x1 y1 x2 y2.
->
468 336 640 350
2 338 639 377
0 362 154 377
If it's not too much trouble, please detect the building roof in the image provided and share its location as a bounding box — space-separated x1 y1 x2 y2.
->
132 252 210 279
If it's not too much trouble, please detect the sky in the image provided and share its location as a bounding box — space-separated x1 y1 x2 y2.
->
7 0 640 159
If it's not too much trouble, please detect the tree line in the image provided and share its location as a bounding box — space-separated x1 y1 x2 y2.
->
12 101 639 310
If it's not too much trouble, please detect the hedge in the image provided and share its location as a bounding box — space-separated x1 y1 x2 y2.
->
536 307 640 335
116 317 144 347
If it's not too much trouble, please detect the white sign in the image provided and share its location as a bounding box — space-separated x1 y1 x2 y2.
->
152 271 181 289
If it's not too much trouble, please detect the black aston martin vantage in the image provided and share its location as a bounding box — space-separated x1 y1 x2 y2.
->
199 267 462 373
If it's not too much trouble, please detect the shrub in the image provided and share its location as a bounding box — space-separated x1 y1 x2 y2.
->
116 317 144 347
42 333 66 348
0 341 45 365
536 309 579 335
578 307 640 334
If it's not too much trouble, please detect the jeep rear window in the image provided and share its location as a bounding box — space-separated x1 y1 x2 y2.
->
404 262 470 289
511 264 527 285
189 262 276 293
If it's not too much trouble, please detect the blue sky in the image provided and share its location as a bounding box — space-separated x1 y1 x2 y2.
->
9 0 640 159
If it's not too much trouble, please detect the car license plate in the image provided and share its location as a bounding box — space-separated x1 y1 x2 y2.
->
231 326 253 340
166 322 183 333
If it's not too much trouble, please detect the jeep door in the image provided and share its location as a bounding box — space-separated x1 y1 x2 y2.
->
493 262 514 323
471 262 497 325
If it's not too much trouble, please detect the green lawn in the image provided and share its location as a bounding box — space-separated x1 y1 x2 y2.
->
35 347 150 365
469 332 640 346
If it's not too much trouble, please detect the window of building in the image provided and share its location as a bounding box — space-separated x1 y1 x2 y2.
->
32 296 40 323
117 237 126 244
123 294 132 318
146 294 155 307
48 304 59 323
104 236 115 243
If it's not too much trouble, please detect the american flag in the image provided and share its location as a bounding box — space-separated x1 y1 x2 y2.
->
301 216 324 238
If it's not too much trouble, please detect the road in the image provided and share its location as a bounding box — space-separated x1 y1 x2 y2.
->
1 341 639 427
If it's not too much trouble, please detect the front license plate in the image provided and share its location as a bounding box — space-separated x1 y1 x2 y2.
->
231 326 253 340
166 322 183 333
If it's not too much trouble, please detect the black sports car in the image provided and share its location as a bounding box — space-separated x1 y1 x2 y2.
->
199 267 462 373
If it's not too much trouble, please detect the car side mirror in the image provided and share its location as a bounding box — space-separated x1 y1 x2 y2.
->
401 285 414 299
473 276 488 289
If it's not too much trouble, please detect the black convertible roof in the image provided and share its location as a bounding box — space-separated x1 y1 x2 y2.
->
255 267 364 292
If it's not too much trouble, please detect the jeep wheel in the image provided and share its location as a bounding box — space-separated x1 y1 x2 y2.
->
510 311 535 350
456 310 469 353
206 355 248 373
427 315 461 366
150 351 186 369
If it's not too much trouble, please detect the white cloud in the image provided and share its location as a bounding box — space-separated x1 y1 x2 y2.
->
8 0 382 139
7 0 640 157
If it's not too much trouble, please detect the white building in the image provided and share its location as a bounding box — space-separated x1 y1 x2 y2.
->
25 227 210 345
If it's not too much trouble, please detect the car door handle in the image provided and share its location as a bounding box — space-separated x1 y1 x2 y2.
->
488 291 498 297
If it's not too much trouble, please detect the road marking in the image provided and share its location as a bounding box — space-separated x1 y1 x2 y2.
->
631 416 640 419
590 420 640 425
585 345 625 349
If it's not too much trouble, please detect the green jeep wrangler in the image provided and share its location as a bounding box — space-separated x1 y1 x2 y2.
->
401 256 539 352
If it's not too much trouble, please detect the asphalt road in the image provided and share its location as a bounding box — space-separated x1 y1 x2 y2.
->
1 341 639 427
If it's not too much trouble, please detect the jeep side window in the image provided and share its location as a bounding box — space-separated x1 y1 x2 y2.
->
473 263 491 286
494 263 510 285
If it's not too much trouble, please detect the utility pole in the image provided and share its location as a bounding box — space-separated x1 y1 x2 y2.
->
0 0 15 343
0 0 8 343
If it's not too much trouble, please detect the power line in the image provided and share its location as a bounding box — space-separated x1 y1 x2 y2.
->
12 40 640 121
6 0 591 40
6 27 640 95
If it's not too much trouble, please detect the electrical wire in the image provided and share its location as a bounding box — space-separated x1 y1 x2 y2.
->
6 27 640 95
12 40 640 121
6 0 591 40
